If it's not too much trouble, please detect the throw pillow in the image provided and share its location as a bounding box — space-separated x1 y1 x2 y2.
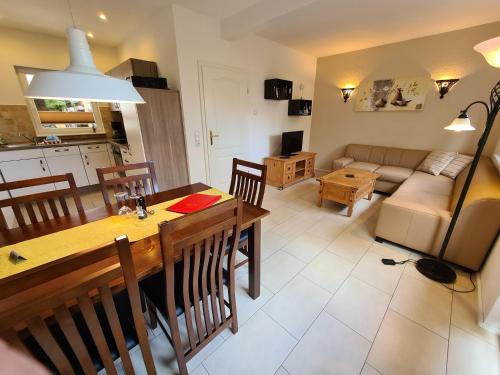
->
441 154 473 179
417 151 457 176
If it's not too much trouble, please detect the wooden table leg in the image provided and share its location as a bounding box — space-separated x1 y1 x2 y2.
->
317 182 323 207
347 205 353 217
248 220 261 299
368 181 375 200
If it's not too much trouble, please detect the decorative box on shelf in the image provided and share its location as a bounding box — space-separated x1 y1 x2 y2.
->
265 79 293 100
288 99 312 116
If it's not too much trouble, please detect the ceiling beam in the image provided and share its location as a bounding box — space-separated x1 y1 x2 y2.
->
220 0 319 41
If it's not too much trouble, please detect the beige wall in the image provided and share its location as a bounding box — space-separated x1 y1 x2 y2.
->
480 236 500 333
118 6 180 90
0 26 119 105
310 22 500 171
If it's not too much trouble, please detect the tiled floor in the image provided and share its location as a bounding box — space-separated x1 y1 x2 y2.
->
83 180 499 375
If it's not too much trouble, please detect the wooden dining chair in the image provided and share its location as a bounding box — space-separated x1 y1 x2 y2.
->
96 161 159 206
0 173 83 230
139 198 242 375
0 236 156 375
229 158 267 207
228 158 267 268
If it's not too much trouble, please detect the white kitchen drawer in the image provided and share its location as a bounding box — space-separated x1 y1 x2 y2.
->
42 146 80 157
79 143 108 153
0 149 44 162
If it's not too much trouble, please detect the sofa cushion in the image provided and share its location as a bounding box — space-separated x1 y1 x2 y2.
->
333 156 354 170
348 161 380 172
417 150 457 176
393 171 454 210
441 154 473 179
375 166 413 183
397 171 454 197
345 144 372 162
399 149 430 169
368 146 387 165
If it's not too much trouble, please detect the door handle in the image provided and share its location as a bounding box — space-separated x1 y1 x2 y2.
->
209 130 219 146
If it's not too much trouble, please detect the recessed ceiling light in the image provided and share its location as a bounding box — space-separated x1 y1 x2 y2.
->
98 13 107 21
87 32 94 38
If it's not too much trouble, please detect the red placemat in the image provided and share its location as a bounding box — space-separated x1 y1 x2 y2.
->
166 193 222 214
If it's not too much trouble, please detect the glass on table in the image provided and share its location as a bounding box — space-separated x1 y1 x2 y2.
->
114 192 133 215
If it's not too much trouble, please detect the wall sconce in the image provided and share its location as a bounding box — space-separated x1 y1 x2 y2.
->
340 87 355 102
435 79 459 99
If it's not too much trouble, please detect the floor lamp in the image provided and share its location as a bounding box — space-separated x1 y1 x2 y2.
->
416 36 500 283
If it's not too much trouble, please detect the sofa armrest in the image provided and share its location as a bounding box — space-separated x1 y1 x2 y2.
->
333 157 354 170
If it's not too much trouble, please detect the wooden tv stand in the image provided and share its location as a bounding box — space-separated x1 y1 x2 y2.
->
264 152 317 189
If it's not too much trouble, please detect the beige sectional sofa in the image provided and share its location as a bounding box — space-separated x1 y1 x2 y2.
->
333 144 500 270
333 144 430 193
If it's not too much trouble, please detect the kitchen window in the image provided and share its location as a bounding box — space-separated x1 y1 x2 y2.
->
15 66 106 137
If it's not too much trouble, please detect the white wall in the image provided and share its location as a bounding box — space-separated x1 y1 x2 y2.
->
171 5 317 183
310 22 500 171
480 236 500 333
0 26 119 105
118 6 180 90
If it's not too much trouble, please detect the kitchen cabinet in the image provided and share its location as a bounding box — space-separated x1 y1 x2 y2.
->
79 143 108 153
120 88 189 191
82 151 112 185
45 154 89 188
0 158 53 196
0 143 114 191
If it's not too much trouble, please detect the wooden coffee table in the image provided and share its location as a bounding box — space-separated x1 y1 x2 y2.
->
317 168 381 217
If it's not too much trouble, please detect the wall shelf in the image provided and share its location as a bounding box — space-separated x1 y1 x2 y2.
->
265 79 293 100
288 99 312 116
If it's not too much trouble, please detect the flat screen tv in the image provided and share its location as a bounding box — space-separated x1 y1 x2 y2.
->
281 131 303 156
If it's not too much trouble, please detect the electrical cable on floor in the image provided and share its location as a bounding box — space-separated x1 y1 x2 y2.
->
439 272 476 293
380 258 476 293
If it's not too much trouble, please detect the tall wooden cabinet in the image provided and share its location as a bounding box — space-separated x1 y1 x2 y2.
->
264 152 316 189
120 88 189 191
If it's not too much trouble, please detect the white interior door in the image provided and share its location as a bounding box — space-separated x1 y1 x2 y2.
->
201 64 249 191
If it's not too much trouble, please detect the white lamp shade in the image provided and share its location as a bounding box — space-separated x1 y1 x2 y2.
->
25 71 145 103
24 27 145 103
444 116 476 132
473 36 500 68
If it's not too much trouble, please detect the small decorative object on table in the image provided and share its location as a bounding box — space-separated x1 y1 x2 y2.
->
40 135 62 145
9 250 27 264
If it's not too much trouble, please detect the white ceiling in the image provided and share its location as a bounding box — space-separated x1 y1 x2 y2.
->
255 0 500 56
0 0 260 46
1 0 499 56
0 0 168 45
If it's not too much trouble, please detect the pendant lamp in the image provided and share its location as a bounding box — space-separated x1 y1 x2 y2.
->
24 3 144 104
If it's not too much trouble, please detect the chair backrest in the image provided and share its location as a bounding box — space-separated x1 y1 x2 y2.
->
159 198 242 366
229 158 267 207
96 161 159 205
0 174 83 230
0 236 156 375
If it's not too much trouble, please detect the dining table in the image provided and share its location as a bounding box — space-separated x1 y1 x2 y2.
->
0 182 270 301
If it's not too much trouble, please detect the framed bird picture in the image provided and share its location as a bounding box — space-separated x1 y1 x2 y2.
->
355 76 431 111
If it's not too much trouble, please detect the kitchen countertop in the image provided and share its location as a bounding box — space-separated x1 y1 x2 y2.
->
0 138 128 152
